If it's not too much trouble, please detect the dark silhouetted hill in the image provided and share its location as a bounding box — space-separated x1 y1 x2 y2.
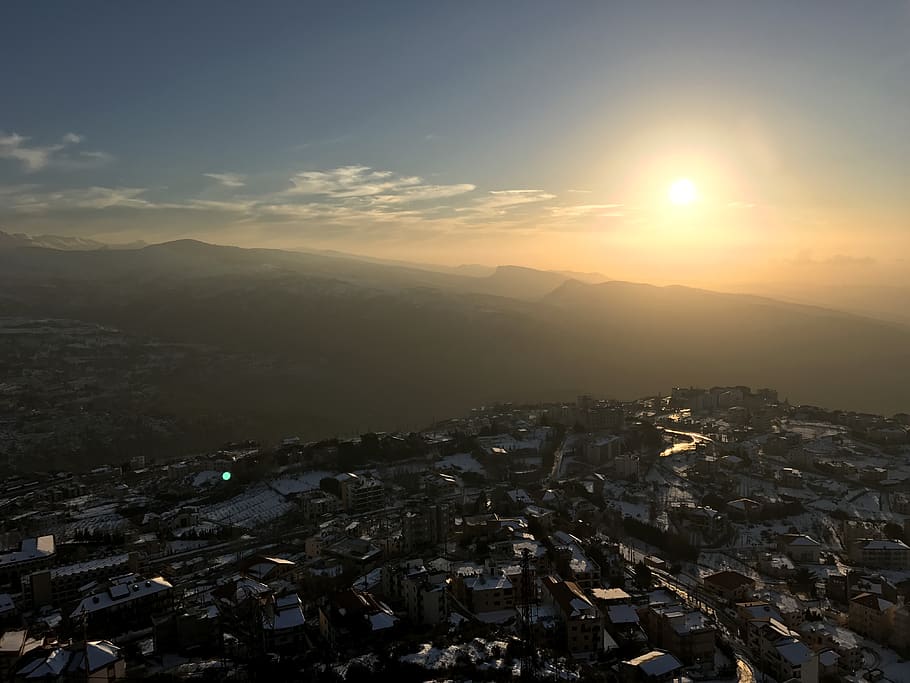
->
0 239 907 450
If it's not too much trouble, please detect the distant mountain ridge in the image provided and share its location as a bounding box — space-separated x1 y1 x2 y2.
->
0 237 907 446
0 229 146 251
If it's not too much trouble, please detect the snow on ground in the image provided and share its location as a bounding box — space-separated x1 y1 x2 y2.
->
608 500 650 521
200 484 294 528
400 638 510 671
269 470 336 496
436 452 486 476
191 471 222 488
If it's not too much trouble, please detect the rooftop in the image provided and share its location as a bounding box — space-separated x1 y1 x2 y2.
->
70 574 172 617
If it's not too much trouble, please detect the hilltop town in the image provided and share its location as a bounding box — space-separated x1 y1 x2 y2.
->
1 387 909 682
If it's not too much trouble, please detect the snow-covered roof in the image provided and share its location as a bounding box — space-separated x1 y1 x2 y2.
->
85 641 121 672
369 610 396 631
0 535 55 566
626 650 682 676
464 573 512 592
17 648 71 679
70 575 172 617
51 554 130 579
607 604 639 625
776 639 813 666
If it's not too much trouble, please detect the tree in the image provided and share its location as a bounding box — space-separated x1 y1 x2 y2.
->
884 522 904 541
634 562 652 590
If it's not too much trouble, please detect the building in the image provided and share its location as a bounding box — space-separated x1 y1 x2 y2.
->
70 574 174 638
584 435 623 466
726 498 763 521
540 576 602 660
647 605 715 666
738 601 784 649
338 474 385 514
0 630 30 681
778 534 822 564
891 605 910 653
551 531 601 590
402 568 448 626
702 570 755 603
318 588 396 649
262 593 307 653
15 640 125 681
620 650 683 682
849 539 910 570
753 619 819 683
456 568 514 615
0 536 55 590
798 620 864 673
614 453 641 481
848 592 895 643
0 593 18 626
27 553 140 607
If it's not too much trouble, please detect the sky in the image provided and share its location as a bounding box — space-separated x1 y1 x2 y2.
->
1 1 909 290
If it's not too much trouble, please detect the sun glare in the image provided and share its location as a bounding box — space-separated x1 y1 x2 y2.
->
668 178 698 205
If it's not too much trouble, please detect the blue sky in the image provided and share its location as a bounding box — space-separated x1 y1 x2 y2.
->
1 1 908 281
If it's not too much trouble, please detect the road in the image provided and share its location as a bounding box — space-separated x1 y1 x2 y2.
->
736 657 756 683
659 428 714 458
548 434 581 483
636 560 761 683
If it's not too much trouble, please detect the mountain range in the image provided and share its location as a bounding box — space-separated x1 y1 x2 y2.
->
0 236 907 441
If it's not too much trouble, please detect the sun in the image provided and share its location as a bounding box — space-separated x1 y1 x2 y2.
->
668 178 698 205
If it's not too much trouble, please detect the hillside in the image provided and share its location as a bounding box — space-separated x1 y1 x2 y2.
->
0 239 907 448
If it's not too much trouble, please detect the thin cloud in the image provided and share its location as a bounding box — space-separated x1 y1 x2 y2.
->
549 203 623 218
6 186 159 213
0 130 110 172
286 165 475 203
203 172 246 188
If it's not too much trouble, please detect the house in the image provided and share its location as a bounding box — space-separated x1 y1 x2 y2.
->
0 593 18 626
798 621 864 673
318 588 396 649
778 534 822 564
550 531 601 590
262 593 307 652
737 601 785 648
753 619 819 683
848 592 895 643
0 536 56 591
0 630 32 680
540 576 602 660
702 570 755 603
620 650 683 682
239 555 298 585
647 605 715 666
726 498 763 520
15 640 125 681
455 568 514 616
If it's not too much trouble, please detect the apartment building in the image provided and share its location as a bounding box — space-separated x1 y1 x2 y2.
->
540 576 602 660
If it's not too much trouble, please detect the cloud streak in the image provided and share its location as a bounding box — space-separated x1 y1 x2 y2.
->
203 172 246 188
0 131 111 172
0 158 630 243
286 165 475 203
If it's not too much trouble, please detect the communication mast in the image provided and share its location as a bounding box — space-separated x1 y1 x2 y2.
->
519 548 537 680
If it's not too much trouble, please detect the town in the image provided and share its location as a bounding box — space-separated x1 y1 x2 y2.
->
1 386 909 682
